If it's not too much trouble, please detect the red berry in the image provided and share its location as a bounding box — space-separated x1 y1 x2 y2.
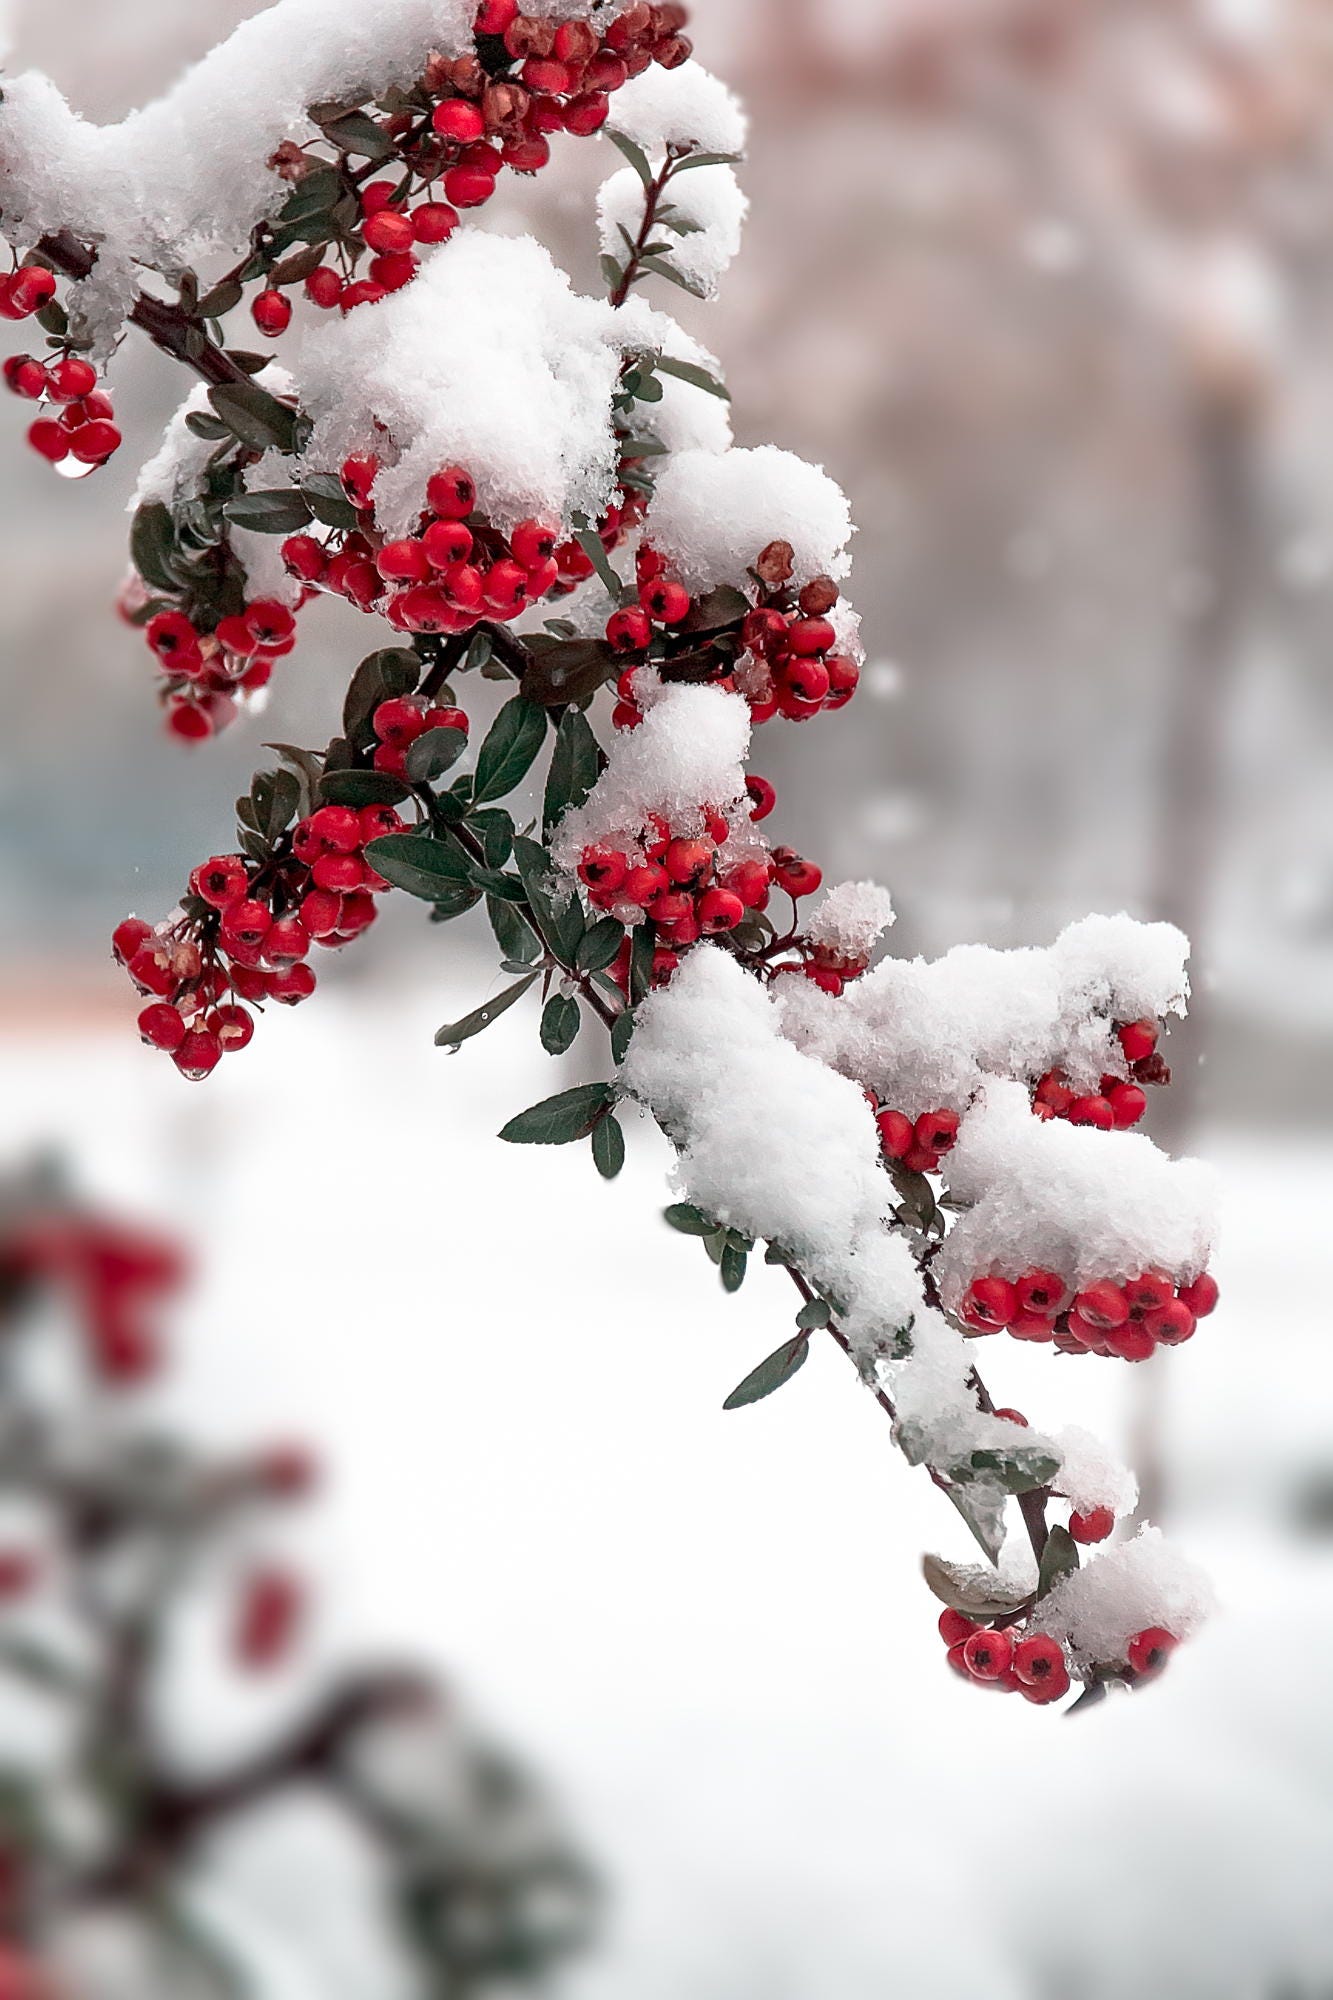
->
301 890 343 938
422 519 473 569
219 899 272 951
27 419 70 462
915 1108 959 1154
376 538 431 584
961 1628 1013 1680
724 858 773 909
745 774 777 821
1144 1299 1196 1345
1015 1268 1069 1317
363 208 417 254
340 453 379 508
412 201 459 243
1108 1082 1148 1128
1012 1633 1067 1686
113 917 152 964
641 577 691 624
938 1608 977 1647
373 698 426 746
173 1027 223 1080
1069 1506 1115 1544
432 98 486 142
252 288 292 337
47 354 97 401
1178 1272 1219 1318
876 1109 914 1160
312 853 365 894
282 533 326 581
211 1004 255 1052
1118 1018 1159 1063
426 465 476 519
4 354 49 398
190 854 249 908
424 706 468 735
961 1275 1019 1331
697 887 745 934
305 266 344 309
1068 1094 1115 1129
783 656 830 705
771 849 822 898
476 0 518 29
564 90 611 134
483 558 529 613
663 838 712 886
137 1003 185 1051
264 916 311 963
1124 1271 1174 1314
579 845 629 892
235 1568 302 1670
444 163 498 207
786 615 835 657
1126 1626 1177 1676
606 605 653 653
269 962 317 1005
1103 1319 1158 1362
621 863 667 907
1073 1280 1129 1329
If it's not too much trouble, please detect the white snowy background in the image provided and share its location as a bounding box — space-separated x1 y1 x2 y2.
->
3 0 1333 1994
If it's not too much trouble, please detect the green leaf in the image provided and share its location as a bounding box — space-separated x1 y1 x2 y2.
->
472 695 547 805
1037 1525 1081 1601
720 1242 748 1292
406 725 468 783
499 1081 617 1145
208 379 299 453
435 974 538 1050
638 255 707 299
488 895 541 965
317 109 394 158
364 832 472 900
575 916 624 974
722 1334 809 1411
921 1553 1032 1621
196 276 244 319
600 253 625 292
130 502 180 594
663 1202 715 1236
223 489 314 535
512 835 585 963
543 706 604 835
265 767 300 840
302 471 360 530
470 806 514 870
570 522 626 601
795 1296 831 1331
591 1112 626 1179
318 768 409 807
607 128 654 187
671 149 744 171
628 922 656 1006
610 1008 635 1065
540 992 581 1055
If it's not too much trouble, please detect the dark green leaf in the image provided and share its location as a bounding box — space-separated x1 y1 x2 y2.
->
435 974 538 1050
499 1081 616 1146
318 768 409 807
600 253 625 291
543 706 604 835
208 379 299 453
130 502 180 594
488 895 541 965
364 832 472 899
591 1112 626 1180
1037 1525 1081 1600
795 1297 831 1331
184 411 232 440
223 489 314 535
628 922 656 1006
317 109 394 158
610 1008 635 1065
722 1334 808 1411
607 129 654 187
302 472 359 530
540 992 581 1055
638 255 707 300
265 767 300 840
196 276 244 319
406 725 468 783
720 1242 748 1292
663 1202 715 1236
575 917 624 973
472 695 547 806
921 1553 1032 1620
671 149 744 171
570 523 626 601
512 835 585 963
470 807 514 870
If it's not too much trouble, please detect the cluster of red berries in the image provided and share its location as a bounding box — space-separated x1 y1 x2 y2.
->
578 807 821 960
142 597 299 741
958 1266 1220 1359
4 338 122 473
938 1610 1073 1705
1033 1018 1170 1132
606 554 860 732
279 458 598 635
940 1609 1181 1699
113 802 403 1077
1 1209 184 1388
248 3 691 330
874 1103 960 1175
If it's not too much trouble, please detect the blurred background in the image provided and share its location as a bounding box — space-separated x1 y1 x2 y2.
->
2 1 1332 1994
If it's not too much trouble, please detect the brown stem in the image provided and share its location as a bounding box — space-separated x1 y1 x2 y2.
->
782 1264 1051 1566
609 157 679 309
35 231 257 390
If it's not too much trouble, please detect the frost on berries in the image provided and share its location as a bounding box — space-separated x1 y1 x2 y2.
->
4 0 1219 1712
